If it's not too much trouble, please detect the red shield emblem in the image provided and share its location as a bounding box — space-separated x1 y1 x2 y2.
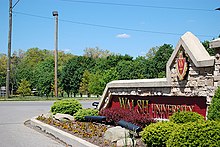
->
177 51 187 80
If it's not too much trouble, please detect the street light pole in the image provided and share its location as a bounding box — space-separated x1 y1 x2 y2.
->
6 0 13 98
53 11 58 97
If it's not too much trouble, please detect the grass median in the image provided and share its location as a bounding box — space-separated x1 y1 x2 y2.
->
0 96 100 101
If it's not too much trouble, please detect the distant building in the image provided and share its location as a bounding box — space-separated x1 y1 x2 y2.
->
0 86 6 97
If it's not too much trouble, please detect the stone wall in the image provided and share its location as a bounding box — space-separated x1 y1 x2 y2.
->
108 87 171 97
169 57 215 103
98 32 220 110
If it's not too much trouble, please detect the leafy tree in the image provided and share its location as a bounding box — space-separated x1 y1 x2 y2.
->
23 48 53 67
102 68 118 84
202 40 215 56
16 79 31 97
93 54 133 72
83 47 112 58
15 62 34 88
79 70 90 96
0 54 7 87
15 48 53 90
88 72 104 96
34 59 54 97
208 87 220 121
115 57 147 80
148 44 173 78
60 56 95 97
132 56 148 79
116 60 134 80
145 46 159 59
88 68 118 96
58 51 74 71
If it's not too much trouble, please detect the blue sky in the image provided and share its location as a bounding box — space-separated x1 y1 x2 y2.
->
0 0 220 57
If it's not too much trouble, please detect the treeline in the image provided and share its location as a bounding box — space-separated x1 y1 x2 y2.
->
0 41 213 97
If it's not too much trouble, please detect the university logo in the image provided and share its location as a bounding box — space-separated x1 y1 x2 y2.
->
177 50 188 80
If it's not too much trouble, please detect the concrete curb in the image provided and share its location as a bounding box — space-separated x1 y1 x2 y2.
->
29 117 99 147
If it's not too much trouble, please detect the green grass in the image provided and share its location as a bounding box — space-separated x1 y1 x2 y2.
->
0 96 100 101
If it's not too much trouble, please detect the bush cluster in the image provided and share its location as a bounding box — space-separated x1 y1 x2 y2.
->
51 99 82 115
167 121 220 147
74 108 99 121
169 111 205 124
141 111 220 146
141 121 177 147
99 107 156 128
208 87 220 121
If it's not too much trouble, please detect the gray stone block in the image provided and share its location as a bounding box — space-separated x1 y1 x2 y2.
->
116 138 136 147
104 126 129 142
53 113 74 121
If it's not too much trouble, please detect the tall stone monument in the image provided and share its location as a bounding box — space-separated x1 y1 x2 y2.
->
98 32 220 119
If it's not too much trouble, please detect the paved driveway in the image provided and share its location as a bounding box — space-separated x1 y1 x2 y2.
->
0 100 95 147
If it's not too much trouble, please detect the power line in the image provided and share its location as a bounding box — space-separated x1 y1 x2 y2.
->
13 11 215 38
12 0 20 9
60 0 214 12
13 11 53 20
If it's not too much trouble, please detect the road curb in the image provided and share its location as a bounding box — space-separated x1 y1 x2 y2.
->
28 117 99 147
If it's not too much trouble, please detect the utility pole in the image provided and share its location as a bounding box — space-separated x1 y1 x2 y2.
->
53 11 58 97
6 0 13 98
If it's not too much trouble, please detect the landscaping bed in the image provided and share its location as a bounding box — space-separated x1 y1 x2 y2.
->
36 115 145 147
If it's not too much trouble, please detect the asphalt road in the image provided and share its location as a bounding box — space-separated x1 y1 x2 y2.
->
0 100 96 147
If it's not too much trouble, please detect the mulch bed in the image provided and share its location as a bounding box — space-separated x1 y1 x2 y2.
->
36 115 145 147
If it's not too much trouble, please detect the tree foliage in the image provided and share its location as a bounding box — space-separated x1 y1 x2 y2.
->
202 40 215 56
60 56 95 96
34 59 54 97
79 70 90 95
16 79 31 97
0 44 174 97
83 47 113 58
0 54 7 87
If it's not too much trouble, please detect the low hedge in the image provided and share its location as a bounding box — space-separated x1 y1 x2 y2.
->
141 121 177 147
169 111 204 124
167 121 220 147
74 108 99 121
51 99 82 115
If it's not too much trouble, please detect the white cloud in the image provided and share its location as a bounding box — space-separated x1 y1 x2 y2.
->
116 33 131 39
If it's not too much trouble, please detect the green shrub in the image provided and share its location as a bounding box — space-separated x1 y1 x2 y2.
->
51 99 82 115
167 121 220 147
141 121 177 147
208 87 220 121
74 108 99 121
169 111 204 124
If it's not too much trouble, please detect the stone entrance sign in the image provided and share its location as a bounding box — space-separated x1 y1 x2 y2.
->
111 95 206 119
98 32 220 119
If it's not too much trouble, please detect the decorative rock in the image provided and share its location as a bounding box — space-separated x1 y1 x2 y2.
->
104 126 129 142
53 113 74 121
116 138 136 147
43 112 53 118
